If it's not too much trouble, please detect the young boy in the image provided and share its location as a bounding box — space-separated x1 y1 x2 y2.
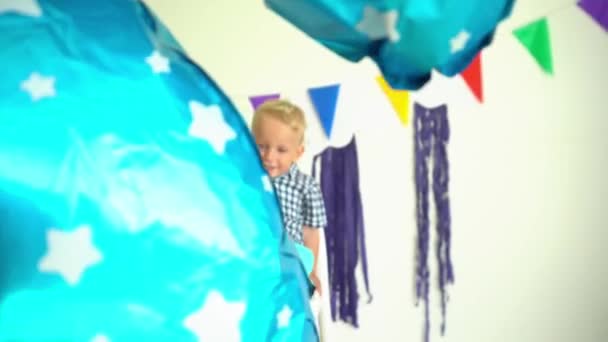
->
251 99 327 295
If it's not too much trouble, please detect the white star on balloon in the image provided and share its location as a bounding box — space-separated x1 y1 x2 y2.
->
0 0 42 17
183 290 246 342
356 6 400 42
90 334 110 342
277 305 292 329
145 50 170 74
21 72 56 101
188 100 236 154
262 175 273 192
38 225 103 286
450 30 470 53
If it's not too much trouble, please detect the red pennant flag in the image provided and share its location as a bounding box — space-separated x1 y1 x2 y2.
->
460 53 483 103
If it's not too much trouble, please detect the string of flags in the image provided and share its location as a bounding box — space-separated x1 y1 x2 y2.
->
250 1 605 131
249 84 344 140
459 0 606 103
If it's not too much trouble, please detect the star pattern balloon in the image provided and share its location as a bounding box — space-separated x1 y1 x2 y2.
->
0 0 317 341
265 0 515 90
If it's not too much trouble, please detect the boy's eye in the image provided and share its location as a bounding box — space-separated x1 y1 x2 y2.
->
278 147 287 153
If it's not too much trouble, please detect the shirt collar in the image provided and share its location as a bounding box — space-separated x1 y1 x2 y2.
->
273 163 298 181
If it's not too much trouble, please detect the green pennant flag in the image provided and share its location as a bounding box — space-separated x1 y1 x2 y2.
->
513 18 554 74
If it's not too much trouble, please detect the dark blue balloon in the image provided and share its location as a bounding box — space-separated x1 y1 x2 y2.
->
266 0 515 90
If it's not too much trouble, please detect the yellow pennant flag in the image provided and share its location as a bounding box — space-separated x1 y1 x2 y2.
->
375 75 410 126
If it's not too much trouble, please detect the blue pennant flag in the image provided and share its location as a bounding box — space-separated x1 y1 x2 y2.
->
0 0 317 341
266 0 515 90
308 84 340 139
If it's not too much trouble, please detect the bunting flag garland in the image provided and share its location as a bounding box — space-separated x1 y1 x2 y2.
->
376 75 410 125
513 18 554 74
460 52 484 103
249 93 281 110
312 136 372 328
414 103 454 342
308 84 340 139
578 0 608 31
0 1 318 341
249 2 604 113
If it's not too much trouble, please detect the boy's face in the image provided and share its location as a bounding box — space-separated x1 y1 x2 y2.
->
253 114 304 178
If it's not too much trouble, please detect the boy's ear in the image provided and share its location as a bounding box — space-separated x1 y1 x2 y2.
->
297 144 305 158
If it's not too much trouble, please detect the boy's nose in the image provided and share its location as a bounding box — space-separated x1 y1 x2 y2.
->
262 149 275 161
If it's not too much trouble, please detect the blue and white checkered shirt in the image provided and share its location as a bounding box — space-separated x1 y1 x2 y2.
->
272 164 327 243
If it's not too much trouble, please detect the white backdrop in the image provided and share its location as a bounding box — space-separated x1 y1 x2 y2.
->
144 1 608 341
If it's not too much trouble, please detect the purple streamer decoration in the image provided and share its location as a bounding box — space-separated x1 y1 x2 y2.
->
312 136 372 328
414 103 454 342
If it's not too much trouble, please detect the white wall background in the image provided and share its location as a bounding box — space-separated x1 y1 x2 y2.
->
144 1 608 341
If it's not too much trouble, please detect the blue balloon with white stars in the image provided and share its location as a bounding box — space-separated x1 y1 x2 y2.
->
265 0 515 90
0 0 317 341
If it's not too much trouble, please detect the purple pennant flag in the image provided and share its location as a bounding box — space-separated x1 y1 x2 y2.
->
249 93 280 110
578 0 608 31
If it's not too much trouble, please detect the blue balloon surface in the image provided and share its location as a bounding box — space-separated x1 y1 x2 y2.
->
294 244 314 276
265 0 515 90
0 0 317 341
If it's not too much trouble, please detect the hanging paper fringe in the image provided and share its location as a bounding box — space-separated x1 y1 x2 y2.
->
414 103 454 342
312 136 372 328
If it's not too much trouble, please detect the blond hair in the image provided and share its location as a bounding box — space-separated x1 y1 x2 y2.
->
252 99 307 142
